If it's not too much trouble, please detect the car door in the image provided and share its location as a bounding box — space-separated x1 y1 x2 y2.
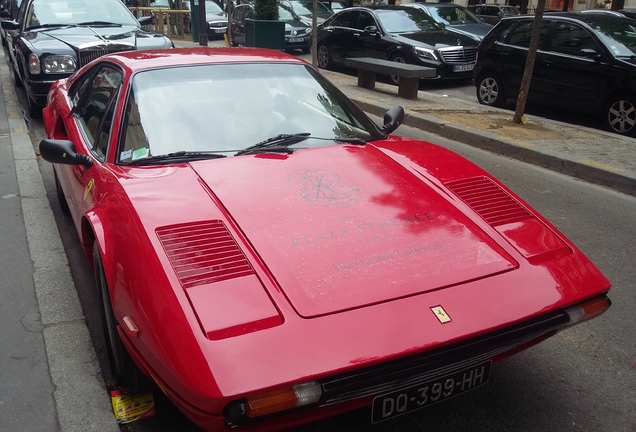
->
320 9 362 64
495 19 551 102
535 20 607 113
351 9 390 60
59 64 123 228
230 4 251 46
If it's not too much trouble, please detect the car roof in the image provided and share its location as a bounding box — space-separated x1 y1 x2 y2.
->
99 48 306 72
512 10 633 24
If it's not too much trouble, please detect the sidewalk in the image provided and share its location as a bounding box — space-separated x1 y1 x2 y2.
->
1 41 634 432
0 50 119 431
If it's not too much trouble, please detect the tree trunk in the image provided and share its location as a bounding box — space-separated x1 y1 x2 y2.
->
512 0 546 124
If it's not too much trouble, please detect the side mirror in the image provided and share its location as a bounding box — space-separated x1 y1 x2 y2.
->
381 106 405 134
138 15 153 26
363 25 380 36
39 139 93 168
0 20 19 30
0 10 10 19
580 48 601 60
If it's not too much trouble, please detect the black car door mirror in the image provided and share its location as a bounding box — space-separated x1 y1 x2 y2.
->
0 19 18 29
363 25 379 36
580 48 601 60
39 139 93 168
381 106 405 134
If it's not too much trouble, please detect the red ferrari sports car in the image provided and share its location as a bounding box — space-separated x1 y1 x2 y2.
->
39 47 611 431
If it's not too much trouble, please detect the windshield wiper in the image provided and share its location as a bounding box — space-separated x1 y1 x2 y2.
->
234 133 312 156
124 151 226 166
27 23 74 30
77 21 123 27
235 133 367 156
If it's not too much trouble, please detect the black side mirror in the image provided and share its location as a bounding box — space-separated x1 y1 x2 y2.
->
0 19 19 30
381 105 405 134
138 15 153 26
363 25 380 36
580 48 601 60
39 139 93 168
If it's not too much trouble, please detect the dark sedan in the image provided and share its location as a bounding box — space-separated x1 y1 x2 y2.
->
1 0 173 117
316 6 479 83
229 2 311 53
474 12 636 136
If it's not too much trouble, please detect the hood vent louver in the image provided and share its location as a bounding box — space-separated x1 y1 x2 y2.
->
445 177 533 227
156 220 254 289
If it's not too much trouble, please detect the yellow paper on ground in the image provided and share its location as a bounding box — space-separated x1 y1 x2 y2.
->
110 390 156 424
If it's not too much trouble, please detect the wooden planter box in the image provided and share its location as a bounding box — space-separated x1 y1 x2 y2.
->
245 19 285 50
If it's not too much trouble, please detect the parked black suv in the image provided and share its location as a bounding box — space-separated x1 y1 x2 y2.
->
473 11 636 136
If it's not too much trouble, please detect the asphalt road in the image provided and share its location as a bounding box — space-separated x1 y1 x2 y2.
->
23 79 635 432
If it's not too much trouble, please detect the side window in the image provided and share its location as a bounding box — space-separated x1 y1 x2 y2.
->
357 11 376 31
120 88 150 163
76 66 122 161
548 21 600 57
68 69 94 108
506 20 549 48
331 10 356 28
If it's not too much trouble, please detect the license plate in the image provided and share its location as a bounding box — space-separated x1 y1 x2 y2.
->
371 361 491 423
453 63 474 72
213 29 224 33
290 37 304 43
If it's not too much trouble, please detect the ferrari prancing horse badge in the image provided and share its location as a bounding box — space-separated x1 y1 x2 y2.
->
431 306 452 323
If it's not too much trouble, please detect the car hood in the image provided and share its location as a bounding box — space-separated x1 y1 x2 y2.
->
206 12 227 21
393 28 479 48
24 24 173 53
284 19 310 30
189 144 517 318
448 23 492 40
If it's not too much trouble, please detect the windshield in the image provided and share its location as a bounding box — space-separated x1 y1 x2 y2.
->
429 6 482 25
25 0 139 29
500 6 521 17
290 0 332 15
376 8 440 33
591 18 636 56
279 3 301 21
120 63 383 162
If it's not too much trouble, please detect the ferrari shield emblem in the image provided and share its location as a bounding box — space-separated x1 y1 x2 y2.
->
83 179 94 201
431 306 452 323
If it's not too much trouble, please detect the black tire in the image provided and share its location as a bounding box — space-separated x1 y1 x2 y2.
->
93 242 152 395
317 43 333 70
27 94 42 119
53 170 69 215
476 71 507 108
12 61 23 88
389 54 408 86
604 95 636 136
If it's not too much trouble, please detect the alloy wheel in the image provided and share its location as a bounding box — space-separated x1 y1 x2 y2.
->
607 99 636 135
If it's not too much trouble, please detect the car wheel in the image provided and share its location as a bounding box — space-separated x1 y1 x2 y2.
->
12 62 24 88
476 72 506 108
93 242 152 394
389 55 407 86
53 170 69 215
27 95 42 119
317 43 333 69
604 95 636 136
